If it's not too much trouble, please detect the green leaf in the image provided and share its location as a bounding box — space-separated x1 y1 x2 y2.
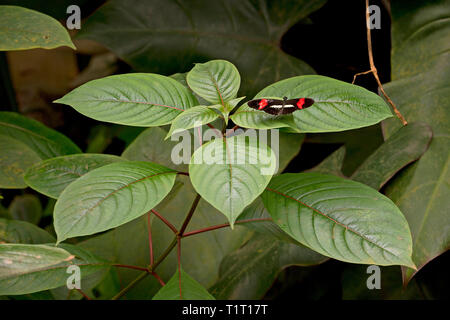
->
54 73 199 127
352 122 432 190
0 5 75 51
0 218 55 244
186 60 240 104
236 197 297 244
166 106 219 140
0 112 81 159
210 96 246 124
189 135 277 226
153 267 215 300
382 0 450 283
77 0 323 97
24 154 125 199
80 175 251 299
54 161 177 243
8 195 42 225
122 127 190 172
0 244 73 279
0 244 108 295
0 135 41 188
262 173 415 268
170 72 210 106
233 75 394 132
210 233 327 299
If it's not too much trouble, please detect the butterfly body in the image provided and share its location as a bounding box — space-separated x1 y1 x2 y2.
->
247 96 315 115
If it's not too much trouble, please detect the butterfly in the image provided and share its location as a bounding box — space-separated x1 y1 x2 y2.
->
247 96 315 115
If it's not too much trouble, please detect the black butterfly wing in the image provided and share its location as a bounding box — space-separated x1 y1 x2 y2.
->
285 98 315 110
247 97 315 115
272 98 316 115
248 99 283 111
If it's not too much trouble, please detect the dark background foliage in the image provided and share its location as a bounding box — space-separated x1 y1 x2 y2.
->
0 0 448 299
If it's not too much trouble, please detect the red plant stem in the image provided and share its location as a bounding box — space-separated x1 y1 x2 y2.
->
147 211 154 266
177 171 189 176
177 237 182 300
225 125 240 137
112 264 149 272
207 123 223 138
151 272 166 287
76 288 92 300
151 209 178 234
179 194 201 236
182 218 273 237
197 126 203 146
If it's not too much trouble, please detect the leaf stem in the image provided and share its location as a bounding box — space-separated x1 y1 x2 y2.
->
151 209 178 234
151 271 166 286
352 0 407 125
111 271 149 300
147 211 154 265
149 193 202 272
112 264 150 272
76 288 92 300
182 218 273 237
179 194 202 236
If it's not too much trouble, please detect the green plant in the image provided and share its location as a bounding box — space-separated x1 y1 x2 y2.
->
0 1 447 301
1 56 420 299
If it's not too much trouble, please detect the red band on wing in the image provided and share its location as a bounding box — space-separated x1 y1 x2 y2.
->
297 98 305 109
258 99 268 110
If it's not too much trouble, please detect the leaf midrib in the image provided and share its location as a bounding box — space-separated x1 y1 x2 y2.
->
61 170 176 239
265 187 400 257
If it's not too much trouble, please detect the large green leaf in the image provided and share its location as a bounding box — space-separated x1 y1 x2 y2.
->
54 73 199 127
232 75 394 132
210 233 327 299
54 161 177 243
0 218 55 244
0 5 75 50
262 173 415 268
0 112 81 159
166 106 219 140
0 244 108 295
382 0 450 283
0 135 41 188
77 0 324 97
189 135 276 226
0 244 73 279
24 154 125 199
8 195 42 225
186 60 240 104
153 267 215 300
80 175 251 299
352 122 432 190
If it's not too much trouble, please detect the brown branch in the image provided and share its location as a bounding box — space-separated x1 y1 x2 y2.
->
352 0 407 126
